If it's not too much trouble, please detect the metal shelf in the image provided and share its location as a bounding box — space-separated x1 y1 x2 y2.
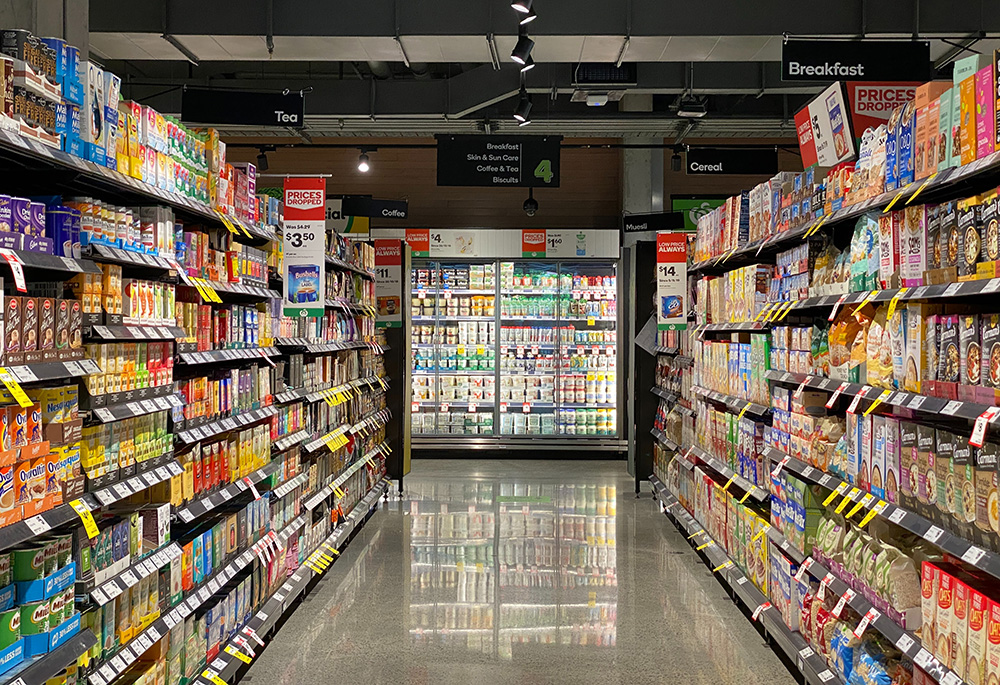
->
649 475 842 685
90 391 183 424
175 405 280 447
691 386 770 419
178 347 281 366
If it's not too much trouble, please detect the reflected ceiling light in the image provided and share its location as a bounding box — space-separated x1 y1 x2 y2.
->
519 7 537 24
511 0 533 13
510 35 534 64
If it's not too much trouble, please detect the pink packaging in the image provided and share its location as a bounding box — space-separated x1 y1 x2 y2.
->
976 66 996 160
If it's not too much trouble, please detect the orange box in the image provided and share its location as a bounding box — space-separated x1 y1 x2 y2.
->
988 598 1000 685
954 577 970 680
968 582 988 685
961 75 978 164
21 495 52 518
44 453 57 496
6 407 25 448
26 403 40 445
14 459 35 505
0 449 15 469
18 441 48 462
0 463 14 516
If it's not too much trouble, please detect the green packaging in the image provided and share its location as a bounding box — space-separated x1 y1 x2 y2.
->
20 600 49 635
0 552 11 587
0 608 19 648
53 534 72 568
48 589 65 627
11 544 47 581
42 539 57 575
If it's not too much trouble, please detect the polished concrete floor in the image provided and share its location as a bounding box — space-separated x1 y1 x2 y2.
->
243 460 797 685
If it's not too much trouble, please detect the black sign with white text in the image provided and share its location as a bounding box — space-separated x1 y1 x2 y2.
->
622 212 685 233
436 135 561 187
182 87 305 128
341 196 408 219
686 148 778 175
782 40 930 82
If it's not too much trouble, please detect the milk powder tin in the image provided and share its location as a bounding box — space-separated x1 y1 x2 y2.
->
11 544 45 581
0 607 19 648
19 600 48 635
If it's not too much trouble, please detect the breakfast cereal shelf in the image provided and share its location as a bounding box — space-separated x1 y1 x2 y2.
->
686 445 770 504
193 479 387 685
1 630 98 685
650 475 843 685
0 130 270 244
761 445 1000 583
689 150 1000 274
764 370 996 423
650 386 680 404
89 459 184 507
691 386 771 419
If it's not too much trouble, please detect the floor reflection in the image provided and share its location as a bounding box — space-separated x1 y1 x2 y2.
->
408 480 618 659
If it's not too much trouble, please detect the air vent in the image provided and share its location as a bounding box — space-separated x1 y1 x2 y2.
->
572 63 638 86
570 90 627 105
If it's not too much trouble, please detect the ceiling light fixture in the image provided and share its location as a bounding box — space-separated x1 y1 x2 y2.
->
519 7 537 24
510 34 535 64
513 87 532 124
670 148 682 172
357 151 371 173
677 96 707 118
520 56 535 73
511 0 533 13
256 149 270 172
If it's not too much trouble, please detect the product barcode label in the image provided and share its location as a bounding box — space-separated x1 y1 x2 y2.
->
887 507 906 524
24 516 50 535
942 400 963 415
925 525 945 543
962 546 987 566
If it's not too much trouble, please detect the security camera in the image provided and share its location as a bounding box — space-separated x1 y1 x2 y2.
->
523 193 539 217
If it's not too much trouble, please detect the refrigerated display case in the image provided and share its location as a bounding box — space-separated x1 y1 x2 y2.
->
409 258 621 449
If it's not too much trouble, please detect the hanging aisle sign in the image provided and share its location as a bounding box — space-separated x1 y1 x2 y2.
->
657 232 687 330
283 177 327 317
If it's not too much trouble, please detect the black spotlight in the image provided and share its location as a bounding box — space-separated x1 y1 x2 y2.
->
510 35 534 64
511 0 533 12
256 148 269 172
519 7 537 24
520 56 535 73
513 88 532 124
671 149 682 172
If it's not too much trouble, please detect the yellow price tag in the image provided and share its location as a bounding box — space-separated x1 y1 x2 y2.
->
334 486 345 498
768 302 789 322
835 488 860 514
886 287 908 321
239 222 253 239
367 457 377 467
204 281 223 304
323 393 336 407
217 212 238 234
846 499 867 519
859 501 887 528
805 214 829 238
225 645 252 664
476 562 484 573
883 188 907 213
456 345 465 355
190 279 211 303
695 540 714 551
737 402 752 421
754 303 774 322
322 543 340 555
906 172 936 205
69 499 99 539
456 561 464 572
323 435 338 451
739 487 755 504
687 529 705 539
751 525 770 543
722 475 737 493
823 482 848 506
319 552 334 563
778 300 796 321
851 291 878 316
476 345 485 355
713 560 734 573
863 389 893 416
587 316 596 326
202 671 227 685
0 368 33 408
588 591 597 608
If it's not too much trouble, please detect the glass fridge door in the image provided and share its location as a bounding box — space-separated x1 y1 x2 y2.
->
555 262 619 437
498 261 560 436
410 260 497 437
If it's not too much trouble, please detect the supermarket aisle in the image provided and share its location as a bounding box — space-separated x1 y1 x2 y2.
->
243 461 795 685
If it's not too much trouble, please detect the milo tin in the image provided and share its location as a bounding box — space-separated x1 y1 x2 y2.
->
20 600 48 635
52 534 72 569
48 589 64 627
0 607 19 648
41 538 57 575
11 544 46 581
0 552 11 587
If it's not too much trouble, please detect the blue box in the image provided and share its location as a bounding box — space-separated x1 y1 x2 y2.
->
0 639 24 676
65 79 82 106
24 612 79 657
86 143 105 166
0 584 13 612
15 562 75 604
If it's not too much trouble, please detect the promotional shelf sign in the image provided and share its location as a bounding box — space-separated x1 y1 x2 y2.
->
795 82 856 168
374 240 402 328
657 232 688 330
283 177 326 317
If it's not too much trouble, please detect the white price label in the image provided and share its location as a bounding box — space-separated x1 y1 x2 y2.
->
887 507 906 524
120 570 139 587
95 408 115 422
895 632 915 653
24 515 50 535
942 400 963 416
832 588 855 617
913 648 934 669
925 525 945 543
962 546 987 566
943 282 963 296
853 608 881 638
817 670 835 683
825 383 848 409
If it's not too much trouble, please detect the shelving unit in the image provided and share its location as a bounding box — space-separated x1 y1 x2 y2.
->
0 112 397 685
